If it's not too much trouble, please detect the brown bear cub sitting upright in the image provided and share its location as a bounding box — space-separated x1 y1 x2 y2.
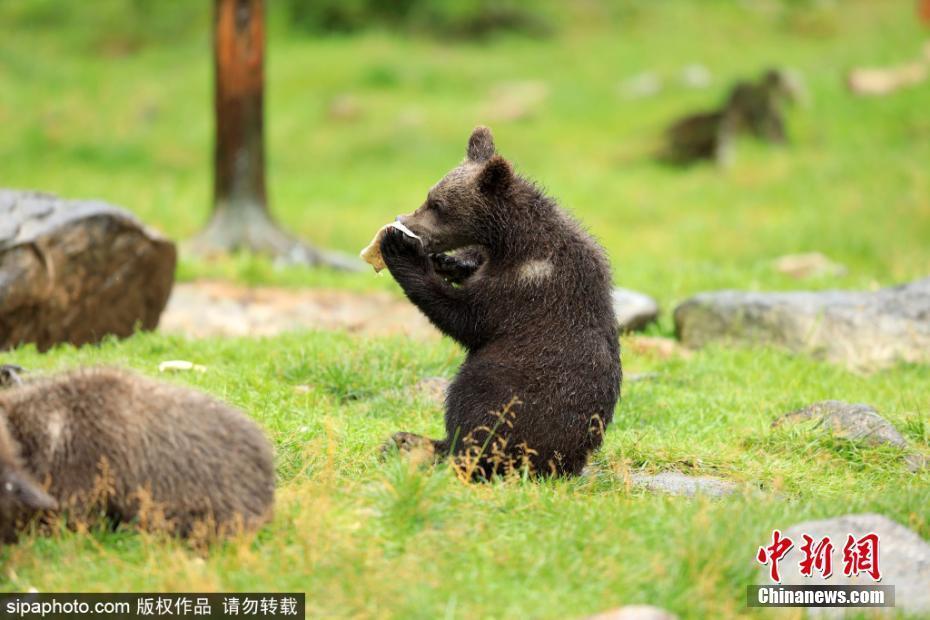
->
381 126 621 478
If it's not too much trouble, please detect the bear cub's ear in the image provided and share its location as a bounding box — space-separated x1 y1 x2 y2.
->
477 155 512 195
467 126 496 162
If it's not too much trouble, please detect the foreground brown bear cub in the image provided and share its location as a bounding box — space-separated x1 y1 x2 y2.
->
0 368 274 541
382 127 621 477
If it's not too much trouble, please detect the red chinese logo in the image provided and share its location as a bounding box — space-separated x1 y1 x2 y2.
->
799 535 834 579
756 530 881 583
842 533 881 581
757 530 794 583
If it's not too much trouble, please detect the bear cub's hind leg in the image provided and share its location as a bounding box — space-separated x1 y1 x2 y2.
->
381 432 449 465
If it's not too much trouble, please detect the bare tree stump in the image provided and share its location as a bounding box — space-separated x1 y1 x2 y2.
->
190 0 359 271
0 190 176 352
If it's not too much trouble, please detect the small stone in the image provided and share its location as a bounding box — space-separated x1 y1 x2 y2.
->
613 288 659 332
774 401 927 471
619 72 663 99
586 605 678 620
680 64 712 89
773 401 907 448
631 472 738 498
327 94 363 121
773 252 846 279
758 514 930 616
904 452 928 473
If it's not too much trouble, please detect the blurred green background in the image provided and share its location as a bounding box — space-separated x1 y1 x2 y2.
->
2 3 930 617
2 0 928 315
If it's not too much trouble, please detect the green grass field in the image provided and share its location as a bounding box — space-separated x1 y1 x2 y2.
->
1 1 929 617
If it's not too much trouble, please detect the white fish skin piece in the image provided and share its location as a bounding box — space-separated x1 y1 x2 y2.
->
360 221 422 273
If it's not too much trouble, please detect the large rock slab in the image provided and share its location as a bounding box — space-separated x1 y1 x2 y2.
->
631 472 738 498
0 190 176 351
613 288 659 332
757 514 930 616
674 278 930 368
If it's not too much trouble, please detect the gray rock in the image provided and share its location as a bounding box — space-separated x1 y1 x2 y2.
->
774 401 927 472
327 94 363 122
631 472 737 498
773 401 906 448
613 288 660 332
586 605 678 620
624 372 660 383
619 72 663 99
758 513 930 616
680 64 712 89
673 277 930 369
904 452 928 472
0 190 176 352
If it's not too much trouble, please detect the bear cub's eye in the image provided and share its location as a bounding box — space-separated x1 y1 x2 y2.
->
428 198 446 214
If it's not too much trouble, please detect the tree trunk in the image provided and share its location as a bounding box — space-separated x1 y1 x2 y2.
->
213 0 268 235
191 0 358 270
